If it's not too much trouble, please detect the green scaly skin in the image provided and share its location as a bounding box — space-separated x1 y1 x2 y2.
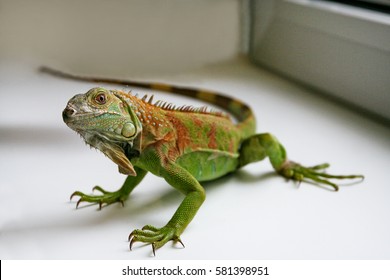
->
42 67 363 256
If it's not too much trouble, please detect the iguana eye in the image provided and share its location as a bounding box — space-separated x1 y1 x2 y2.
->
95 93 107 104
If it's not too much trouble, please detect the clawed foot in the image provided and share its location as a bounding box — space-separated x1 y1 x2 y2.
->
128 225 184 256
70 186 128 209
279 161 364 191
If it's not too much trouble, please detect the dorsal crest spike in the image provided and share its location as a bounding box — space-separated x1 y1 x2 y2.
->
130 90 230 119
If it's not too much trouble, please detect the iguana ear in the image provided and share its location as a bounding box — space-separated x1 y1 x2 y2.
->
113 91 143 153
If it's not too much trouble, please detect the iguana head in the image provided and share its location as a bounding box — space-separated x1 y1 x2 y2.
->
63 87 142 176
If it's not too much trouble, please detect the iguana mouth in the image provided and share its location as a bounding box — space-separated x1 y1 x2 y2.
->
62 105 106 124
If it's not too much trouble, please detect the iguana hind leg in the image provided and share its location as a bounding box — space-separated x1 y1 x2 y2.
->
239 133 363 191
70 166 147 209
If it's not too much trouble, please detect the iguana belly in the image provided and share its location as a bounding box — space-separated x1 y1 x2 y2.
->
176 149 239 181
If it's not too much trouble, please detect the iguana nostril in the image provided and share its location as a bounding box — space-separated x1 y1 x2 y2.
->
62 107 75 120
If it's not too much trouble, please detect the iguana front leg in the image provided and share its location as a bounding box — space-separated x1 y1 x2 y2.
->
70 166 147 209
129 150 206 255
239 133 363 190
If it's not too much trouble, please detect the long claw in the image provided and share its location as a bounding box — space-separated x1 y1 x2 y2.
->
152 243 156 256
70 191 83 201
176 238 185 248
129 237 136 251
76 198 83 209
128 232 134 242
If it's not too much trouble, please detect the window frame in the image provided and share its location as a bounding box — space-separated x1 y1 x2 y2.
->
249 0 390 121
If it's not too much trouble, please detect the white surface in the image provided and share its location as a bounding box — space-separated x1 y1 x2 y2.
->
1 59 389 259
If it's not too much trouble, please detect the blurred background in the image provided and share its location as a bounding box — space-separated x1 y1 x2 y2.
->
0 0 242 75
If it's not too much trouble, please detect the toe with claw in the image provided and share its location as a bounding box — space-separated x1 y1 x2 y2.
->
70 186 128 209
128 225 184 256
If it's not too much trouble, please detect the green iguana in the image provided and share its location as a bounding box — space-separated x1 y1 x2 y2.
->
41 66 363 255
